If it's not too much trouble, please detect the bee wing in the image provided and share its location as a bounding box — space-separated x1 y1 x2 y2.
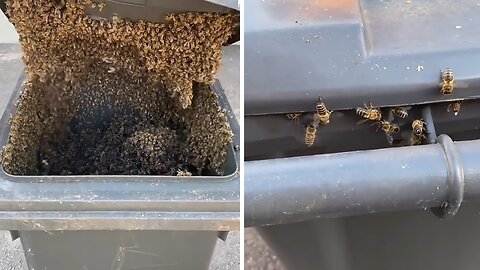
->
356 118 370 125
386 134 394 145
447 103 452 112
331 111 344 117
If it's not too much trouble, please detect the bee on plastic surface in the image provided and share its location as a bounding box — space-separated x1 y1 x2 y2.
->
440 68 455 95
356 102 382 124
304 114 322 147
375 120 400 144
410 133 426 146
305 124 317 147
412 119 427 137
391 106 410 119
315 97 332 125
377 120 400 135
447 100 462 116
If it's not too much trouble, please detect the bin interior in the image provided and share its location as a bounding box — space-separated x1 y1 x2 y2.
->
0 71 238 179
1 0 239 178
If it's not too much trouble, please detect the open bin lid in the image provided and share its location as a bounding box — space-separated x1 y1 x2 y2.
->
1 0 239 19
83 0 239 23
245 0 480 116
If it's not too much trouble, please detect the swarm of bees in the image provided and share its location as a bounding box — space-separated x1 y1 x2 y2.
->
1 0 236 175
293 66 468 149
5 0 239 108
290 67 466 150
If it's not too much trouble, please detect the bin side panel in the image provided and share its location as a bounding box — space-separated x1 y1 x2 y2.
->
257 202 480 270
20 230 218 270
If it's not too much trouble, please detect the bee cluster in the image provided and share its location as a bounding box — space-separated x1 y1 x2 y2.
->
1 0 236 176
5 0 238 108
289 68 461 148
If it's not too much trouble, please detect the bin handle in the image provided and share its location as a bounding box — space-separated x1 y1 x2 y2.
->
430 135 464 218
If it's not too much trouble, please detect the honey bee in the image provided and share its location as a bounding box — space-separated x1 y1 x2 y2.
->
286 113 302 122
440 68 455 95
447 100 462 116
410 133 426 146
377 120 400 135
412 119 427 136
52 0 65 10
98 2 106 11
356 102 382 124
376 120 400 144
315 97 332 125
305 124 317 147
391 106 410 119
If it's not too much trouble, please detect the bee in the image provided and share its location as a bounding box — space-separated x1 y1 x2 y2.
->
447 100 462 116
391 106 410 119
286 113 302 122
376 120 400 144
305 124 317 147
98 2 106 11
440 68 455 95
377 120 400 135
52 0 65 9
356 102 382 124
412 119 427 136
410 133 426 146
315 97 332 125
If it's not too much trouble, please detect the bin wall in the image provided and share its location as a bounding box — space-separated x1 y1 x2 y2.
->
257 202 480 270
20 230 219 270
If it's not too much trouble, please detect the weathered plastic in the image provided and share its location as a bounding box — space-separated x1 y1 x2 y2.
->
0 75 240 270
257 202 480 270
245 0 480 116
245 135 480 227
244 0 480 161
20 230 221 270
245 0 480 269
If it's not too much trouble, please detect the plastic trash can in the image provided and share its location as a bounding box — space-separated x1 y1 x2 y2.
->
244 0 480 269
0 74 240 270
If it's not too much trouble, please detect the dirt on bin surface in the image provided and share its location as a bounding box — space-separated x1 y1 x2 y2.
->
0 0 237 176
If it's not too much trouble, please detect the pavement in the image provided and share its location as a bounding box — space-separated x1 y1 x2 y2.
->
245 229 286 270
0 12 240 270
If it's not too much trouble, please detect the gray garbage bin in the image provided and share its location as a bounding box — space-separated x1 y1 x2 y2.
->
0 75 240 270
244 0 480 269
